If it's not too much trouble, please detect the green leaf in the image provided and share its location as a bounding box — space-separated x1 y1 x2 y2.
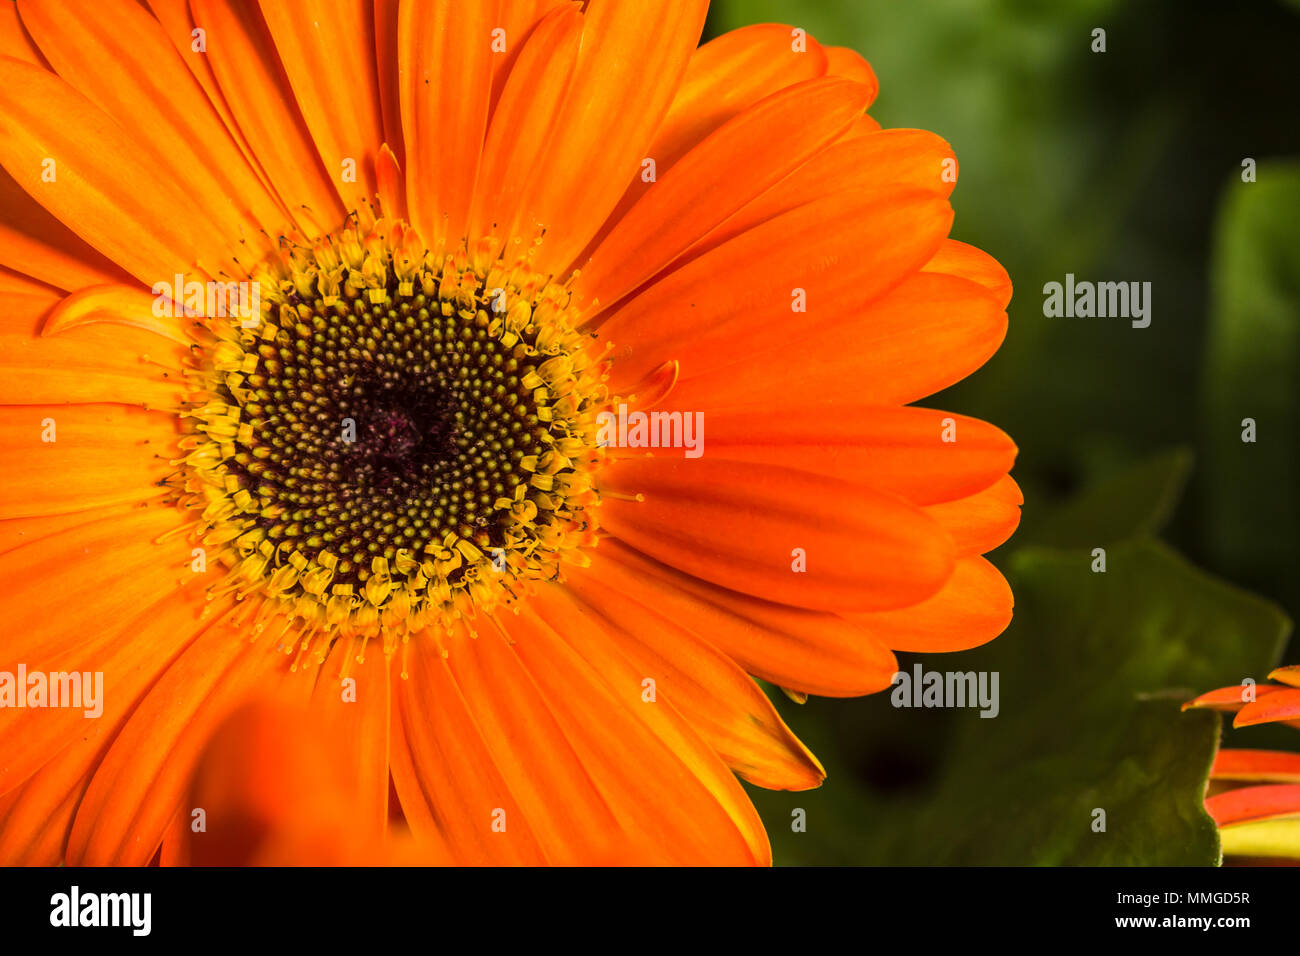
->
1202 163 1300 622
1018 447 1191 548
752 539 1289 865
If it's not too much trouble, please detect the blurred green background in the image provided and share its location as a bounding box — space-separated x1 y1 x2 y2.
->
703 0 1300 864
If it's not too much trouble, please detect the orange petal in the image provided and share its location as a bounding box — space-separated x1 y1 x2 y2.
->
440 616 633 865
144 0 283 214
0 583 219 800
1269 666 1300 688
599 187 952 391
41 282 193 346
18 0 283 244
600 456 955 612
575 77 872 317
1183 682 1289 712
0 751 85 863
191 0 347 233
1212 750 1300 784
823 45 879 96
923 238 1013 310
467 3 583 242
0 1 43 66
373 0 404 163
516 0 709 274
0 503 140 557
844 556 1014 653
0 593 238 864
688 129 958 257
0 505 197 692
695 404 1017 507
923 474 1023 556
0 404 175 518
1206 784 1300 827
579 21 831 260
65 610 300 865
1236 688 1300 728
389 636 549 865
397 0 501 248
521 590 771 864
562 569 825 791
646 23 829 177
0 57 210 282
0 166 132 291
257 0 385 208
667 271 1006 411
585 539 899 697
306 636 391 845
0 323 185 415
485 0 569 117
184 697 383 865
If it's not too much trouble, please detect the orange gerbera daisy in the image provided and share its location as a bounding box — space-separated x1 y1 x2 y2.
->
1185 666 1300 863
0 0 1018 866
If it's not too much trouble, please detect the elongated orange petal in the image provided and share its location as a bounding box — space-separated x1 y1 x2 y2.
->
441 616 630 865
41 283 192 346
192 0 347 234
690 129 957 257
468 3 585 242
575 77 870 316
0 584 218 800
18 0 283 244
923 474 1023 556
1212 750 1300 784
0 323 184 408
389 638 549 865
0 503 140 557
647 23 830 178
0 751 86 864
1206 784 1300 826
0 1 42 65
584 540 899 698
845 555 1014 653
65 613 300 865
0 506 197 685
1183 682 1287 712
184 698 381 865
258 0 385 208
307 637 391 844
0 594 239 863
521 591 771 864
600 456 955 612
1269 666 1300 688
599 187 952 391
823 45 879 94
0 58 212 282
0 404 175 518
694 404 1017 507
1236 688 1300 727
517 0 709 274
0 167 131 290
581 21 832 260
923 238 1013 310
397 0 501 248
485 0 568 117
562 570 825 790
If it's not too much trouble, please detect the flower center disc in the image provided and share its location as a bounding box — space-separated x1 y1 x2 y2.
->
180 217 608 643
